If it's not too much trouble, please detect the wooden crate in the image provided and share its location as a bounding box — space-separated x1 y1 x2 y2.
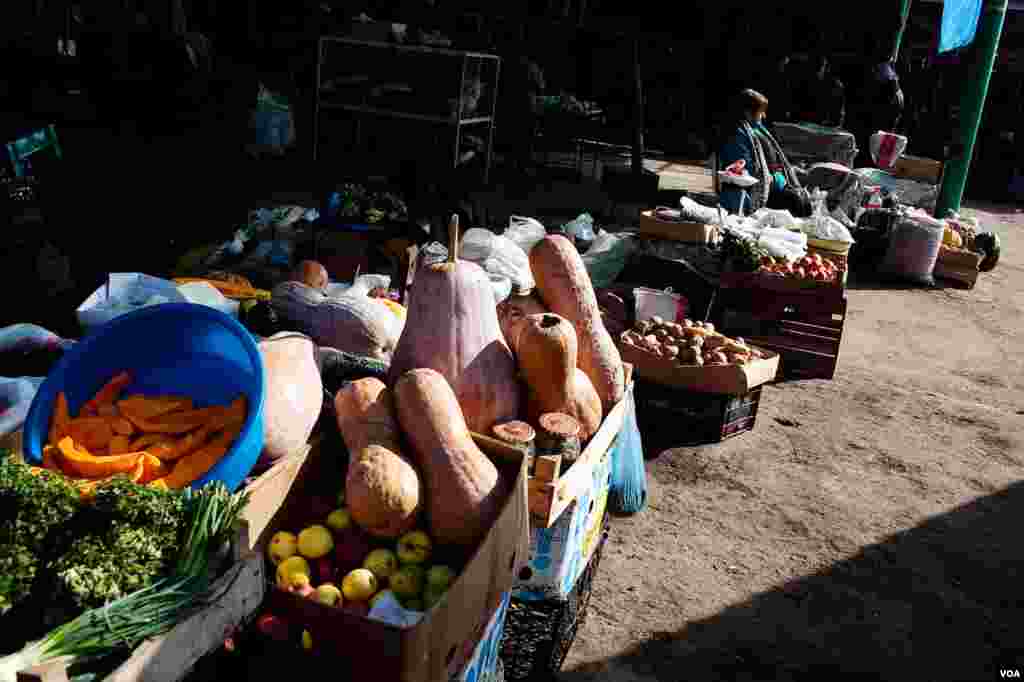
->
714 288 847 381
634 381 763 448
719 270 846 304
473 365 632 529
637 210 719 244
934 247 982 289
16 443 312 682
892 155 944 185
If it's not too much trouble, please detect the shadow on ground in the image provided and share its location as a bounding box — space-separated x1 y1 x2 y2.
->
561 483 1024 681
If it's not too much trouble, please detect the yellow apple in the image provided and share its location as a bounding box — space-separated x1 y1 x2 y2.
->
396 530 432 565
267 531 298 565
363 548 399 580
326 509 352 533
342 568 378 602
390 565 425 599
297 525 335 559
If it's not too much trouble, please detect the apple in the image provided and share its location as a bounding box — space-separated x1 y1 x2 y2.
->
334 528 373 574
423 585 447 610
314 557 337 585
326 509 352 533
426 565 456 591
313 583 343 607
342 568 378 601
275 556 311 590
255 613 291 643
267 531 298 565
363 549 399 581
390 565 425 599
301 629 313 652
287 573 315 598
396 530 432 565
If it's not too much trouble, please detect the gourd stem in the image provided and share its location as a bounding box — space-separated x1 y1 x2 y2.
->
448 214 459 263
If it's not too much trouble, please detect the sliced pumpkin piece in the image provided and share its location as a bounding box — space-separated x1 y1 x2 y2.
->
109 417 135 436
128 433 174 451
56 436 143 479
48 392 72 447
42 444 61 471
80 371 133 417
118 395 193 421
139 453 171 484
77 458 146 501
159 424 242 489
66 417 114 452
96 404 119 418
109 435 133 455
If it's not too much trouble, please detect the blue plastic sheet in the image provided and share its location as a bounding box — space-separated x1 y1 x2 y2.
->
939 0 983 54
609 384 647 515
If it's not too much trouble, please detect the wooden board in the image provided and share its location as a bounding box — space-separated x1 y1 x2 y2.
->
473 365 633 529
892 155 943 185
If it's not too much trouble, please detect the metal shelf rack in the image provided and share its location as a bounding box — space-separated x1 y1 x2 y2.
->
313 36 501 184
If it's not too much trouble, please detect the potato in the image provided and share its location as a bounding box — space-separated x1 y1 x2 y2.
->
683 319 694 328
676 348 699 365
689 336 705 349
704 336 727 351
663 344 679 359
650 315 664 327
704 322 716 333
643 334 659 346
707 351 728 365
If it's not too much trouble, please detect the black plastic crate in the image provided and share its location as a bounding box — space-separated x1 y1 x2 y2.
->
500 517 609 681
634 380 762 449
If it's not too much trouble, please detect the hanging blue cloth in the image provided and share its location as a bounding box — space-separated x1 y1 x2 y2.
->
939 0 983 54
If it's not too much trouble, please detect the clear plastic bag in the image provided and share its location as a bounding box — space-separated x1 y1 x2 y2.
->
562 213 596 244
0 376 45 436
582 231 635 289
880 213 944 285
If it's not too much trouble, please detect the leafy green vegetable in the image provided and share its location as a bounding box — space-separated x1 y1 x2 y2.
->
720 229 769 273
0 453 80 612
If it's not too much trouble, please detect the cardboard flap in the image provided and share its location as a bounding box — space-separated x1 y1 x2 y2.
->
400 456 530 681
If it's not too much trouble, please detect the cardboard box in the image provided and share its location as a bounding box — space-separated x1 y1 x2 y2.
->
638 210 719 244
635 381 762 448
512 428 613 602
453 592 510 682
263 439 530 682
618 341 779 395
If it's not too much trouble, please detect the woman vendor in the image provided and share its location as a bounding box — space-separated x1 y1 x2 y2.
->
718 89 809 216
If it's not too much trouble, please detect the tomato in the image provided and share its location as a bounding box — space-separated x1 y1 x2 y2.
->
760 256 776 267
812 254 824 266
794 267 806 278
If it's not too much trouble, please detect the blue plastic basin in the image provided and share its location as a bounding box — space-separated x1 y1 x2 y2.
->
23 303 265 492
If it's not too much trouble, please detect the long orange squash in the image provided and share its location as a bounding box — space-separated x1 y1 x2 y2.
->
158 424 243 489
530 235 624 411
80 371 133 416
56 437 143 479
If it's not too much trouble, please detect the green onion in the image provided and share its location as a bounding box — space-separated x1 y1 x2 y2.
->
0 482 249 682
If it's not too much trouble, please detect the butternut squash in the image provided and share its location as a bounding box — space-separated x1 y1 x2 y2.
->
507 313 602 442
496 292 548 347
335 378 423 539
271 275 402 361
257 332 323 469
389 216 521 433
530 235 624 411
393 368 504 548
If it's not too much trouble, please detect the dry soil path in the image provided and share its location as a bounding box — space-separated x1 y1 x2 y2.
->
560 203 1024 682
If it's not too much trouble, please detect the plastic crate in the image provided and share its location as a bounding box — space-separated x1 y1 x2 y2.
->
714 288 847 381
500 519 609 681
634 380 762 449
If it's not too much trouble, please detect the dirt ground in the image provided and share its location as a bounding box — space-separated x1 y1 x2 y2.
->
560 203 1024 682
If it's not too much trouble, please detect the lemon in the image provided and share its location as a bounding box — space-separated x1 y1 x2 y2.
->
267 531 298 565
297 525 335 559
301 629 313 651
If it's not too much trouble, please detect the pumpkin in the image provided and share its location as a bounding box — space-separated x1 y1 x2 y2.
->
256 333 323 469
530 235 625 411
291 260 329 290
393 368 504 547
496 292 548 346
505 313 602 441
388 215 520 433
335 378 423 539
271 275 403 361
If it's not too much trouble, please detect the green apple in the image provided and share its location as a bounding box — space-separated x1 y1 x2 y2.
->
396 530 432 565
426 565 456 591
326 509 352 533
313 583 343 607
390 565 425 599
423 584 447 610
363 548 399 580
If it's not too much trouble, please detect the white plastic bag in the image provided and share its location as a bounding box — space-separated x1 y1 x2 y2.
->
880 210 944 285
77 273 188 332
633 287 688 324
460 228 535 293
0 376 45 436
505 216 547 254
563 213 596 243
751 208 798 232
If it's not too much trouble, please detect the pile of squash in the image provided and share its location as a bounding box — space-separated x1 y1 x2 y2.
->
40 372 248 498
313 217 624 552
